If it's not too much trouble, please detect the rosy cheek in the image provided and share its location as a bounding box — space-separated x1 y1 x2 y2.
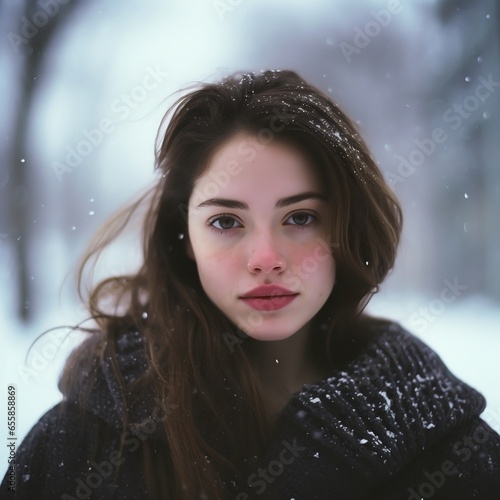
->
289 245 318 267
204 251 240 273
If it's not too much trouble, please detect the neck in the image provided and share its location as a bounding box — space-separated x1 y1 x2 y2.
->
247 325 329 414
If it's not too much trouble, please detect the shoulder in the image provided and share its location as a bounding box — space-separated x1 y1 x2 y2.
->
371 416 500 499
335 318 472 386
1 402 149 499
315 320 488 438
251 320 500 499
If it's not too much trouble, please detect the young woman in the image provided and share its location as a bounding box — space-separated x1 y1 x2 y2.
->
2 70 500 499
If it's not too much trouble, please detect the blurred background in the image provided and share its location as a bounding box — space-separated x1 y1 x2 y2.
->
1 0 499 469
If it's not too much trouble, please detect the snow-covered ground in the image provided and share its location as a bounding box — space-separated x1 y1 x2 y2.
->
2 294 499 474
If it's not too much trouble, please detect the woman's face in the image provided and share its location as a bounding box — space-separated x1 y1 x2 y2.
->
187 132 335 341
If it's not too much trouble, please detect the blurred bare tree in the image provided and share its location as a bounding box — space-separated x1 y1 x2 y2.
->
1 0 498 326
4 0 81 320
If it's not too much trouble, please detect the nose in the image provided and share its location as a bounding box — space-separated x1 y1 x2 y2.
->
247 233 286 274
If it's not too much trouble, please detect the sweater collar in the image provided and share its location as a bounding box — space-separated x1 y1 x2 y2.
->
66 322 486 468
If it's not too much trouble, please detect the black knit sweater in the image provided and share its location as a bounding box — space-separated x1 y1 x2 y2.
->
2 323 500 499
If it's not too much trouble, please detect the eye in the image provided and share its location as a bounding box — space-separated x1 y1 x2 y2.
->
284 212 316 226
208 215 243 232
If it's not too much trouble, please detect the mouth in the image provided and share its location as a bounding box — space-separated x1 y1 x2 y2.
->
239 291 299 312
240 285 297 299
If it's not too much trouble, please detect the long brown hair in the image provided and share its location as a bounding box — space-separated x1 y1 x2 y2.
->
60 70 402 498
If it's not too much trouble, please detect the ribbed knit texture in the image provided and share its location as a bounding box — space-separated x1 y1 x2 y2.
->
2 322 500 499
238 323 500 499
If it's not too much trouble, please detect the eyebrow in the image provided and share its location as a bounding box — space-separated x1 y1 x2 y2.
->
196 191 327 210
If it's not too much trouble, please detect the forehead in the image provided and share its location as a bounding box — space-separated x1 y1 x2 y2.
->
192 132 322 199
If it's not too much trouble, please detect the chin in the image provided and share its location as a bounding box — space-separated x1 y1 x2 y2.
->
227 308 313 342
238 321 306 342
247 331 295 342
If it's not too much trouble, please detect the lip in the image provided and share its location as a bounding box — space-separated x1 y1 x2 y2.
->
239 285 299 312
240 285 297 298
